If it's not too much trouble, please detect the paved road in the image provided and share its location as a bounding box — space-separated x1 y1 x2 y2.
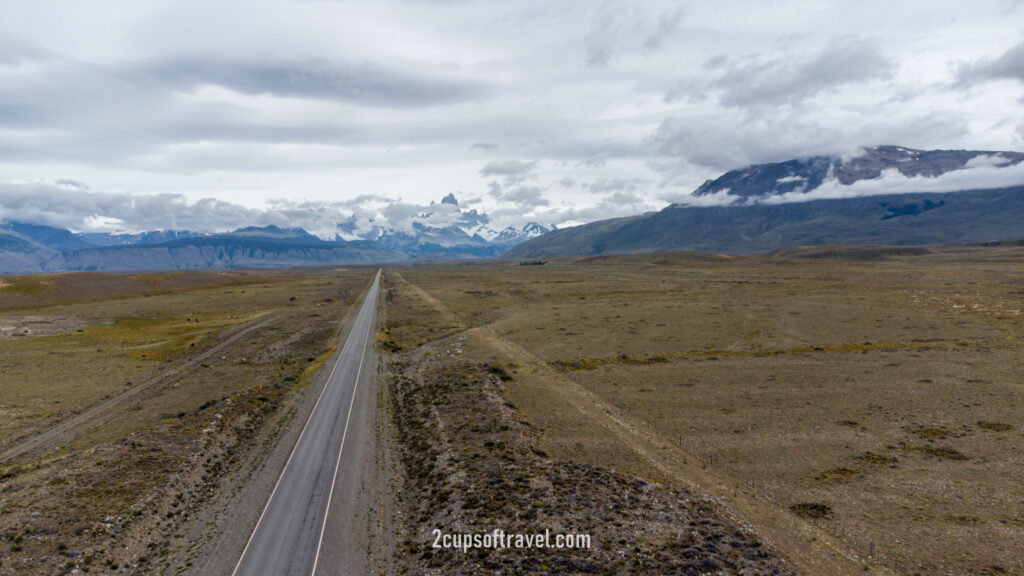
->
233 270 381 576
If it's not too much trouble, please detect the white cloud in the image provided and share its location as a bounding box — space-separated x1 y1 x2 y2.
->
703 38 894 108
761 162 1024 204
0 0 1022 232
479 160 538 186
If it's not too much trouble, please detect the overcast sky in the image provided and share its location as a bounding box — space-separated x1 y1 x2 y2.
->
1 0 1023 235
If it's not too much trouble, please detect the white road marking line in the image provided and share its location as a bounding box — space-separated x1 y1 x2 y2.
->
231 275 378 576
310 272 378 575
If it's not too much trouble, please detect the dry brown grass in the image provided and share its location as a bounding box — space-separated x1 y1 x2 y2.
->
0 266 376 575
382 277 795 575
387 245 1024 576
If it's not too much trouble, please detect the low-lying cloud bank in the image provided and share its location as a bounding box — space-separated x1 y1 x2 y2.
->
760 156 1024 204
5 152 1024 239
0 182 473 239
0 171 667 239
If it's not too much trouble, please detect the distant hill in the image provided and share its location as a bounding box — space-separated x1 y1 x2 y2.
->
506 146 1024 258
506 186 1024 257
223 225 322 241
0 229 57 274
0 224 406 274
79 229 206 247
45 235 405 272
2 221 93 252
0 193 560 273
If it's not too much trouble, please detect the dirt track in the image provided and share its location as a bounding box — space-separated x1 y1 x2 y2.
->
389 270 895 576
0 311 284 463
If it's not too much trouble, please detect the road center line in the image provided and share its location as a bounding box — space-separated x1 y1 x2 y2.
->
310 271 378 575
231 274 377 576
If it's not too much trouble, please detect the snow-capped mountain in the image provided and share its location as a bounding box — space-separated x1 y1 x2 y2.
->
692 145 1024 201
0 197 558 273
493 222 554 247
508 145 1024 258
333 193 556 256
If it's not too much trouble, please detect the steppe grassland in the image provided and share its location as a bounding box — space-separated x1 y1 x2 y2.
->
0 268 373 576
393 247 1024 576
0 269 371 450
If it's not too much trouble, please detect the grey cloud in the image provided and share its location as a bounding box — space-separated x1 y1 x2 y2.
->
138 56 489 108
0 49 494 169
663 83 708 104
0 34 51 66
489 188 661 229
584 5 686 68
0 54 486 170
500 185 549 208
55 179 90 191
602 190 643 205
479 159 536 176
0 183 264 233
645 110 968 174
487 180 503 198
957 39 1024 85
380 199 468 229
643 8 684 51
585 177 650 194
703 54 729 70
0 0 1018 234
479 159 538 186
584 10 618 68
536 133 645 165
704 39 894 107
0 32 634 172
575 156 607 168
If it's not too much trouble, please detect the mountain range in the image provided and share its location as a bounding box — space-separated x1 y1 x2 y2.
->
0 213 553 274
6 145 1024 273
506 146 1024 258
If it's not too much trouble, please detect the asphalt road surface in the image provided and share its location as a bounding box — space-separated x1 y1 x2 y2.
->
232 270 381 576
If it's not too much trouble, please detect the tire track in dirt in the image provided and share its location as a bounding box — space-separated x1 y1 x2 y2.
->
0 311 285 464
388 271 897 576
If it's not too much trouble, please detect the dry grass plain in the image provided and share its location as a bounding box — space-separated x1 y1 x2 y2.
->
382 274 796 575
387 245 1024 576
0 267 375 575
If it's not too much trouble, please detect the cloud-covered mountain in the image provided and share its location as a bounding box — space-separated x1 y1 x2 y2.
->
505 146 1024 258
691 146 1024 201
336 193 554 257
0 199 556 274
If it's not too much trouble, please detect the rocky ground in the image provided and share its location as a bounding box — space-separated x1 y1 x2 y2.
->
387 344 795 575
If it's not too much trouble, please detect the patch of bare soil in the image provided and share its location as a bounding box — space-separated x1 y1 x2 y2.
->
387 347 794 575
0 315 84 340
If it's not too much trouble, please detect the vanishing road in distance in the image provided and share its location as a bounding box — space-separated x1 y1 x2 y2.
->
233 270 381 576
